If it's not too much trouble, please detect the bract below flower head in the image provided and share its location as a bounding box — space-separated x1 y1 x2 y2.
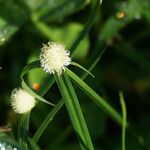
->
40 42 71 75
11 88 36 114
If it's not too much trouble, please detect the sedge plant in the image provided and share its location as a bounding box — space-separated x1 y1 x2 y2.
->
17 40 124 150
8 0 148 149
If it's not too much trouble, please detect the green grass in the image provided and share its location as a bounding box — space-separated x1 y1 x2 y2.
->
119 92 127 150
0 0 150 149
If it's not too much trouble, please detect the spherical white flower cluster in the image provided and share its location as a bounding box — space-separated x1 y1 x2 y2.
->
11 88 36 114
40 42 71 75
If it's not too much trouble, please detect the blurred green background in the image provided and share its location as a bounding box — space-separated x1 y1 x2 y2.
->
0 0 150 149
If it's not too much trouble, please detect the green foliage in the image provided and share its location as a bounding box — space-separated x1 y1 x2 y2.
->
0 0 150 149
66 68 123 126
0 0 26 46
55 73 94 150
119 92 127 150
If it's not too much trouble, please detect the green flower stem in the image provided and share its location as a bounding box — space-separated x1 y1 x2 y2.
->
18 112 30 150
31 0 100 56
66 68 123 126
55 73 94 150
70 0 100 54
119 92 127 150
32 53 105 143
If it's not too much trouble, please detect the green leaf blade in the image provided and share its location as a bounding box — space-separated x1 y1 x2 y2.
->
66 68 123 126
71 62 95 78
21 60 41 78
119 91 127 150
32 52 103 143
55 73 94 150
21 79 55 106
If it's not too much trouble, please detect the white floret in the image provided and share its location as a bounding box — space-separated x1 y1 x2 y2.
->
11 88 36 114
40 42 71 75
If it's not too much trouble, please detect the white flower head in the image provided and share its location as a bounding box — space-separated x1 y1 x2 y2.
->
40 42 71 75
11 88 36 114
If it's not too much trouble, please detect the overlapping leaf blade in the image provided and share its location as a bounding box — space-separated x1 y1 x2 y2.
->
66 68 123 126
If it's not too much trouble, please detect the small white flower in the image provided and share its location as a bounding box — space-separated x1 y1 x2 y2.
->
11 88 36 114
40 42 71 75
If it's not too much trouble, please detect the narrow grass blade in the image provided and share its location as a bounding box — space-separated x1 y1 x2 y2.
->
55 75 84 149
21 60 41 77
33 100 64 143
21 60 55 97
119 91 127 150
66 68 123 126
22 79 55 106
32 53 104 143
63 73 94 149
71 0 100 54
18 113 30 150
21 61 55 106
21 61 57 143
71 62 95 78
38 75 55 96
81 46 107 79
55 74 94 150
31 0 100 56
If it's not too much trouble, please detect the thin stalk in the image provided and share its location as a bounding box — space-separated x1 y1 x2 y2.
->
55 73 94 150
32 53 102 143
66 68 123 126
18 112 30 150
71 0 100 54
31 0 100 56
63 73 94 149
119 92 127 150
